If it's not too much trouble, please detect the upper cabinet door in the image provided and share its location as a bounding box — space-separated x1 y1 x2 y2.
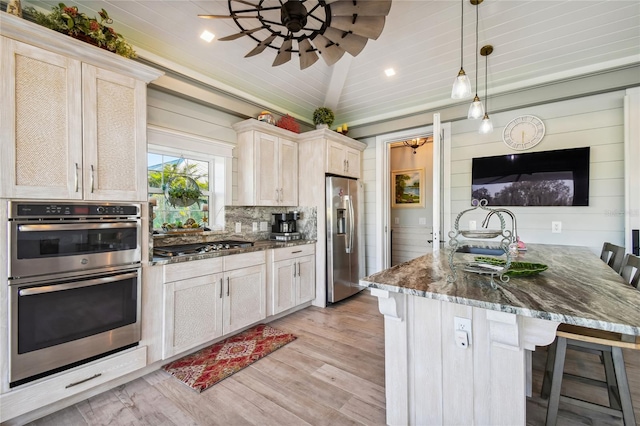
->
1 37 153 202
326 140 361 178
0 38 83 199
254 132 280 206
82 64 147 201
278 137 298 206
236 127 299 206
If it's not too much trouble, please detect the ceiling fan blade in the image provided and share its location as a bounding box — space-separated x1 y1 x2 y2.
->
245 33 278 57
218 27 264 41
330 16 386 40
298 38 319 70
231 0 260 7
322 27 368 57
198 14 260 19
312 34 345 66
272 38 293 67
329 0 392 17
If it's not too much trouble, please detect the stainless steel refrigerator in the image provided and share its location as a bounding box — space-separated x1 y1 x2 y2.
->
326 175 365 303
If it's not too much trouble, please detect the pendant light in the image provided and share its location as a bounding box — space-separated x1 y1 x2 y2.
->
451 0 472 99
467 0 484 119
479 44 494 134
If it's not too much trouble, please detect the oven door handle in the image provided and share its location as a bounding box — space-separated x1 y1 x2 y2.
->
18 272 138 296
17 222 138 232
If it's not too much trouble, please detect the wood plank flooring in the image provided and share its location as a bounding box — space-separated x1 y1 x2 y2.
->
27 291 640 426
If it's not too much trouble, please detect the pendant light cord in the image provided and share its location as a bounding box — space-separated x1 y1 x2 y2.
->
484 50 488 112
474 4 479 95
460 0 464 67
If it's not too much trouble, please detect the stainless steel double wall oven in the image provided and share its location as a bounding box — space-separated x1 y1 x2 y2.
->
8 201 142 387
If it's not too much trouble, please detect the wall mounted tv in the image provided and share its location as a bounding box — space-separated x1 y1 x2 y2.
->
471 147 590 206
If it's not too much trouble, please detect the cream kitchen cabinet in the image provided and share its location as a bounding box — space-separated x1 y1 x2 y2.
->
271 244 316 315
0 15 161 201
162 251 266 359
327 139 361 178
233 120 298 206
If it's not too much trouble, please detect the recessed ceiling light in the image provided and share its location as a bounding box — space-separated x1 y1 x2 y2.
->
200 30 215 43
385 68 396 77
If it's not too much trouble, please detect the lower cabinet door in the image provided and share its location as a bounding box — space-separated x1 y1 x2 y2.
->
272 259 296 315
163 273 223 358
297 255 316 304
223 264 267 334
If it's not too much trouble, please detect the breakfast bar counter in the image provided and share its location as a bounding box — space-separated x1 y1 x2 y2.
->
360 244 640 425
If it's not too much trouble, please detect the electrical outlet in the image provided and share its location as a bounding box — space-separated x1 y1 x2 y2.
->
419 217 427 225
260 221 268 231
252 222 258 232
235 222 242 233
454 317 472 346
469 220 477 230
551 221 562 233
394 217 399 225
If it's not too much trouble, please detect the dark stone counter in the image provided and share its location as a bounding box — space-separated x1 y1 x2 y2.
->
361 244 640 335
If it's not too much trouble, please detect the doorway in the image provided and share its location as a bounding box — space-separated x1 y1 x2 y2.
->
374 117 451 271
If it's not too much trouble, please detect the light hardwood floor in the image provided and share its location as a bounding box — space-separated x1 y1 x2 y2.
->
27 291 640 426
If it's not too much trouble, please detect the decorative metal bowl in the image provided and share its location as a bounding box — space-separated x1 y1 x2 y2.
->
460 229 502 239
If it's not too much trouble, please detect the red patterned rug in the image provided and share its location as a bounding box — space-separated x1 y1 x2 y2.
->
162 324 296 392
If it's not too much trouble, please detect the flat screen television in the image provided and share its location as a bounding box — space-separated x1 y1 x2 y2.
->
471 147 590 206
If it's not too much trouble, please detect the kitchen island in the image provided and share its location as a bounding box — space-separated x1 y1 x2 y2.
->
361 244 640 425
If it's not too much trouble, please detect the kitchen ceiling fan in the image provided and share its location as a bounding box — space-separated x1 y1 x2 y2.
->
198 0 392 70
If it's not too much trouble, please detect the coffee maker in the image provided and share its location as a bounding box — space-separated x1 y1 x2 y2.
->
270 211 301 241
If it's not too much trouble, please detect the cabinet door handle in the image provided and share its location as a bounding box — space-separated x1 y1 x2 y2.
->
226 277 230 296
74 163 79 192
293 262 297 278
346 160 349 172
219 278 223 298
343 159 347 173
90 164 95 193
297 262 301 276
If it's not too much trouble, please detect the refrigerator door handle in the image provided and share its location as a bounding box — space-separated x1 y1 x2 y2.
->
346 195 354 254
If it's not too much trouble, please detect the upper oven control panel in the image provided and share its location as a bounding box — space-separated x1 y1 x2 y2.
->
9 202 140 218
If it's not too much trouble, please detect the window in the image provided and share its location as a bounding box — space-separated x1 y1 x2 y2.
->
147 126 233 231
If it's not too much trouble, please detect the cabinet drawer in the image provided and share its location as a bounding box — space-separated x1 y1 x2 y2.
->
273 244 315 261
223 251 265 271
164 257 223 282
0 347 146 422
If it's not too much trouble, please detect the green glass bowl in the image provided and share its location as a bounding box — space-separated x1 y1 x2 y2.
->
473 256 548 277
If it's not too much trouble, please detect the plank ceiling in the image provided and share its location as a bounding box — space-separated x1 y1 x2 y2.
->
24 1 640 127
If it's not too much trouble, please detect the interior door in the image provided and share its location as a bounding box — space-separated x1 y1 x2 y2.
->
375 113 448 271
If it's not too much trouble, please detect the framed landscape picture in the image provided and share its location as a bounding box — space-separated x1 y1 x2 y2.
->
392 168 425 208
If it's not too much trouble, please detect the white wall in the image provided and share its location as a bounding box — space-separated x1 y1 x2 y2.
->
360 90 627 275
450 91 625 254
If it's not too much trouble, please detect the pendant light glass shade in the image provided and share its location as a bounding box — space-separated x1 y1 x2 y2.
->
479 112 493 134
451 0 472 99
468 94 484 119
452 70 472 99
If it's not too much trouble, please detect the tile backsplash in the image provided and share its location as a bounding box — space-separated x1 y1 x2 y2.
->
152 205 317 249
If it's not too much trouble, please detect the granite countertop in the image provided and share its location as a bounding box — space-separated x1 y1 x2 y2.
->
361 244 640 335
150 239 316 265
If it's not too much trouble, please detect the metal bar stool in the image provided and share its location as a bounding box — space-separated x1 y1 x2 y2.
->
541 326 639 425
